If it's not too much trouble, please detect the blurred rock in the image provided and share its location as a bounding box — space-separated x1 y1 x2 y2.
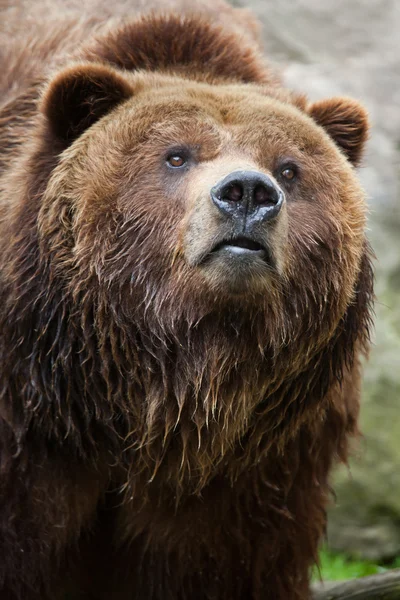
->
232 0 400 560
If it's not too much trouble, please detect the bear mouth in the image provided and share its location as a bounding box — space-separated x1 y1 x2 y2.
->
210 236 271 261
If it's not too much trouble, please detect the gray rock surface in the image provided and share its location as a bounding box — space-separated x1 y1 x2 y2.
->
233 0 400 560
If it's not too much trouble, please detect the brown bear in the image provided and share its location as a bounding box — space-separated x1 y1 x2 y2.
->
0 1 373 599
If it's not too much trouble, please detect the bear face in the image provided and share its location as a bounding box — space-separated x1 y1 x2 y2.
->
39 65 368 347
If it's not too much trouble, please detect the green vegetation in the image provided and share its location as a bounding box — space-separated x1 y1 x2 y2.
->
313 548 400 582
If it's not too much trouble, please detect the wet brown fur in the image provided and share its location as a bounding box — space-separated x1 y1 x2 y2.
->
0 2 373 599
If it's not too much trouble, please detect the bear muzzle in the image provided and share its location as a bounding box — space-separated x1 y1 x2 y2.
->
183 168 288 289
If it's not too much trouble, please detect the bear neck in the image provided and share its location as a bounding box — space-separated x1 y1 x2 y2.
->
0 258 371 497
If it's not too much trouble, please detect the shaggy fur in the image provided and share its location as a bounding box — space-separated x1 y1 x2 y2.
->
0 1 373 599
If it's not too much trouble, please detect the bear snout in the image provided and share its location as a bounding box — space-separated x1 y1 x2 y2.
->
182 168 288 288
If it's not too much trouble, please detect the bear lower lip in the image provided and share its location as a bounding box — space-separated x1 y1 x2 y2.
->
210 238 268 261
216 245 267 259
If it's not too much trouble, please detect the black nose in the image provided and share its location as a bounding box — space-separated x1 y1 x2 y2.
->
210 170 284 223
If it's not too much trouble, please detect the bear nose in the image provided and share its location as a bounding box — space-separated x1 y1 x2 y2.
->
210 170 284 222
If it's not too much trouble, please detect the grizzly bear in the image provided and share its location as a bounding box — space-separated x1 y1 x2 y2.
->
0 1 373 599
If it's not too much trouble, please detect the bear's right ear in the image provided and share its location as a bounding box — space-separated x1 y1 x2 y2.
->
41 64 133 145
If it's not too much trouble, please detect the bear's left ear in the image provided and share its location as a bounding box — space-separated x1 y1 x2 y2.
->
308 98 369 166
41 64 134 145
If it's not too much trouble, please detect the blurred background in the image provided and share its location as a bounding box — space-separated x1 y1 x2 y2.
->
230 0 400 578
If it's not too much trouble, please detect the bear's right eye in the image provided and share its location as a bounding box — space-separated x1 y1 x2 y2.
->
166 155 187 168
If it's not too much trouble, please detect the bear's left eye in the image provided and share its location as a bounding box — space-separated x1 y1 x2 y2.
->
280 166 297 181
275 162 299 187
167 155 186 168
